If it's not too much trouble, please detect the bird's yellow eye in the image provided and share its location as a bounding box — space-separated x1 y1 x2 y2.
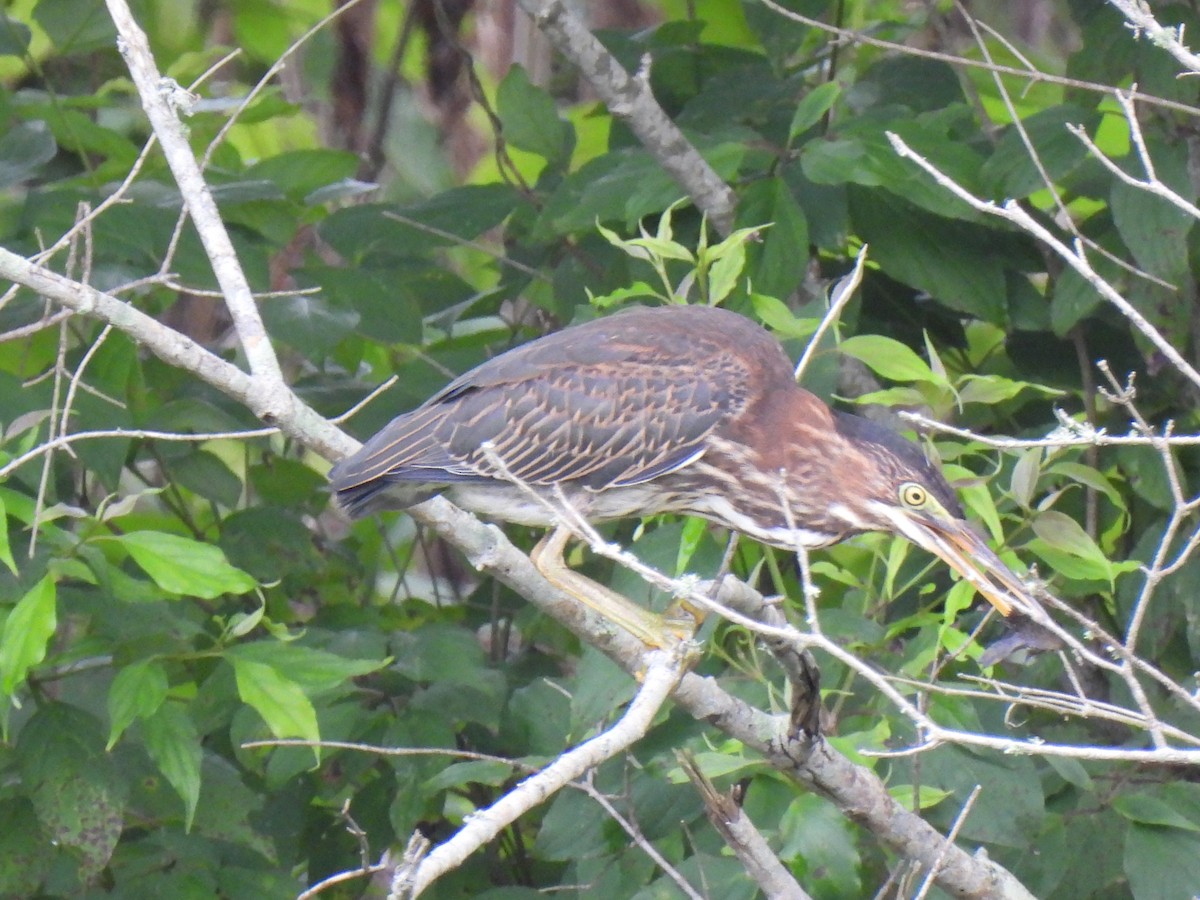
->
899 482 928 508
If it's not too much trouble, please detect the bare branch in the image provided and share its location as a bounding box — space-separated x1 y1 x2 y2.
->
1109 0 1200 74
0 247 351 461
886 130 1200 392
104 0 287 391
794 244 869 382
757 0 1200 119
679 753 814 900
514 0 737 234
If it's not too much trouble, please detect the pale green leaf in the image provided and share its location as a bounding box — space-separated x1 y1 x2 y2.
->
588 282 663 308
0 576 56 696
923 331 948 383
229 657 319 744
675 516 709 575
1024 538 1112 583
1032 510 1108 566
853 386 931 408
596 221 652 261
706 239 745 303
115 531 257 599
623 235 695 262
106 660 168 749
839 334 938 384
1010 448 1042 509
666 752 761 783
1046 461 1126 511
228 642 388 694
957 373 1060 405
889 783 952 810
751 294 818 339
945 463 1004 543
789 81 840 140
0 495 16 575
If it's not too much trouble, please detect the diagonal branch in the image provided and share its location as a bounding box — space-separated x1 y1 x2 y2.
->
394 643 693 898
103 0 287 394
515 0 737 235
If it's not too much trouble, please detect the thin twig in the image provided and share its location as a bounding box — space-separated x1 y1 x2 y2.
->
794 244 868 382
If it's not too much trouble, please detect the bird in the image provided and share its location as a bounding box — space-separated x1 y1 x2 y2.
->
329 304 1051 648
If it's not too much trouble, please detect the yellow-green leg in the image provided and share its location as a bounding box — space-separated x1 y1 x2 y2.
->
530 526 700 648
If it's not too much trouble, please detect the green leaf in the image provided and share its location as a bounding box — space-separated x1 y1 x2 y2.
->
570 646 636 732
309 265 423 345
945 463 1004 543
908 744 1043 846
1115 793 1200 831
424 760 514 793
228 642 387 694
956 373 1059 405
1046 461 1127 511
706 239 745 304
1111 135 1195 284
751 293 818 339
778 794 863 897
244 149 359 201
229 657 320 744
1024 538 1136 583
737 178 809 300
620 234 695 263
497 65 572 164
1010 448 1042 509
115 531 257 599
32 0 116 53
165 449 245 509
675 516 708 575
0 800 49 897
0 120 57 190
1031 511 1109 571
889 783 951 810
17 704 125 882
1125 824 1200 900
666 752 760 783
851 386 931 408
260 292 360 359
802 138 867 185
839 334 938 383
391 625 487 685
848 188 1008 324
0 576 57 696
790 82 841 140
981 105 1097 198
0 494 17 575
107 660 169 749
589 281 664 308
142 704 203 830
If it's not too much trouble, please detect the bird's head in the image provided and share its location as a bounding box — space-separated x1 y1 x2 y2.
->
830 412 1045 624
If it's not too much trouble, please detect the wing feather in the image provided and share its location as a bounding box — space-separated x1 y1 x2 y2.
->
329 306 782 516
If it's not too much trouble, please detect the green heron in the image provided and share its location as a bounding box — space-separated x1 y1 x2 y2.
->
330 305 1049 647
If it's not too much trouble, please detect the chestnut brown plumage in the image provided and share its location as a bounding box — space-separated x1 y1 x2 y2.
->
330 305 1049 645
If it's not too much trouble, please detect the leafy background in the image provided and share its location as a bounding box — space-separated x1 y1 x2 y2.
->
2 0 1200 897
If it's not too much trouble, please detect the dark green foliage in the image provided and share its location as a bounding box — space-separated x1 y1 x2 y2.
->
2 1 1200 897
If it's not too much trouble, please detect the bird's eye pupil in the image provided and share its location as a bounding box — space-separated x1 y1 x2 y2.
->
901 484 927 507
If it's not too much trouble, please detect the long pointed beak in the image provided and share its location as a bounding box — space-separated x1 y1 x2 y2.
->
883 509 1052 628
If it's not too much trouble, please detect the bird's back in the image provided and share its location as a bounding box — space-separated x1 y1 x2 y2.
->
329 305 796 517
